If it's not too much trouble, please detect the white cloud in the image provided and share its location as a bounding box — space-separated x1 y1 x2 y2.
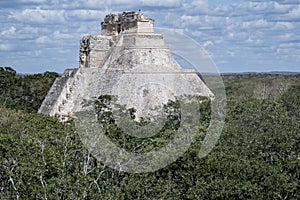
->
1 26 17 36
280 0 300 5
67 10 107 21
189 0 207 6
80 0 106 8
0 44 14 51
0 0 48 8
53 31 73 39
272 22 294 30
203 40 213 47
180 15 201 26
179 14 228 29
182 0 209 14
273 2 293 12
36 36 51 44
141 0 183 7
8 8 67 24
20 0 47 3
285 5 300 20
233 1 293 16
242 19 270 29
276 33 295 41
226 50 235 57
256 2 284 12
280 42 300 48
1 26 40 40
108 0 136 5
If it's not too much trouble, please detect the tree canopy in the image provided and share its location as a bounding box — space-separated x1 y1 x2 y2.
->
0 68 299 199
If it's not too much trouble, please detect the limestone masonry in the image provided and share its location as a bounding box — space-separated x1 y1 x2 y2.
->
39 11 213 120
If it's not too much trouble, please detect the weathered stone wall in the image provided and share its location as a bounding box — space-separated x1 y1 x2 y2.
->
122 34 164 47
38 69 78 117
137 21 154 33
79 35 113 68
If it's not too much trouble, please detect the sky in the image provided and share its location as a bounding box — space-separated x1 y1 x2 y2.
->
0 0 299 73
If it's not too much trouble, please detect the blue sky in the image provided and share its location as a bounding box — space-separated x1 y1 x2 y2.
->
0 0 299 73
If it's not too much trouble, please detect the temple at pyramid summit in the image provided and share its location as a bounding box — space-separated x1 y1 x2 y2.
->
39 11 213 121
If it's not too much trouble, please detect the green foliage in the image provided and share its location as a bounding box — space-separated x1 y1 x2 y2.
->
94 95 211 154
0 67 58 112
0 69 299 199
281 83 300 116
223 73 300 100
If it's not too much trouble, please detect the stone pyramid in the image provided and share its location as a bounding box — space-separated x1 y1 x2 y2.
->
39 11 213 121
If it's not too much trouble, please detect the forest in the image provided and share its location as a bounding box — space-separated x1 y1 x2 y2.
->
0 66 299 199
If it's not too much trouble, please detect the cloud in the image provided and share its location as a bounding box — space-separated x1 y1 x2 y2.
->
203 40 214 47
284 5 300 20
76 0 106 8
140 0 183 7
8 8 67 24
106 0 136 5
36 36 51 44
242 19 270 29
20 0 47 3
230 1 294 18
272 22 294 30
67 10 107 21
279 0 300 5
182 0 209 14
1 26 40 40
53 31 73 39
180 15 202 26
0 44 14 51
0 0 48 8
1 26 17 36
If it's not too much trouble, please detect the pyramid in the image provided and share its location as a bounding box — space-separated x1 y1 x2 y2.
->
39 11 213 121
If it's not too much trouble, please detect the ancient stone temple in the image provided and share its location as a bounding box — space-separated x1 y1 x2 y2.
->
39 11 213 121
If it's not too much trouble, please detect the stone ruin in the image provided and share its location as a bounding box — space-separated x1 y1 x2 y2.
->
39 11 213 121
101 10 154 36
79 11 154 68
